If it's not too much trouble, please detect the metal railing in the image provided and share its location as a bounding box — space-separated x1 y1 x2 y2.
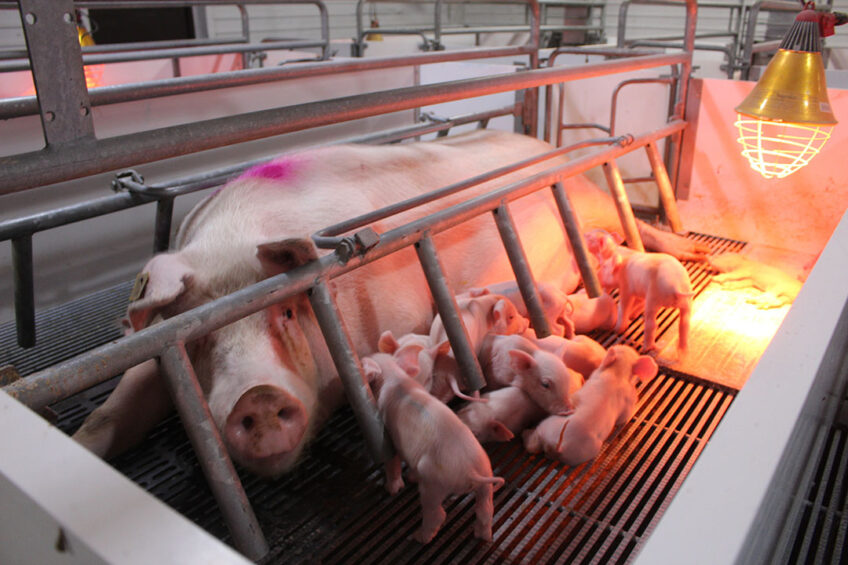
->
352 0 601 55
0 0 332 72
1 0 700 560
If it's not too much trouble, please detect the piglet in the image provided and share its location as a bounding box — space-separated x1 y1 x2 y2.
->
363 352 504 543
429 293 529 402
529 333 606 382
377 330 449 392
591 240 693 353
457 386 546 443
468 280 575 338
478 334 580 415
565 289 617 334
523 344 658 466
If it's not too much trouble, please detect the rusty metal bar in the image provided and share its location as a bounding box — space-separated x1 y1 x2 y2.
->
415 233 486 392
12 235 35 348
645 141 684 233
3 120 685 410
603 160 645 252
158 342 269 561
307 278 394 465
550 181 603 298
492 202 551 338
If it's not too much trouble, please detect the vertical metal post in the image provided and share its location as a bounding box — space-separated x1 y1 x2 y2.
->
550 182 603 298
602 161 645 252
645 142 684 234
12 235 36 348
492 202 551 338
415 233 486 392
307 278 394 464
18 0 95 146
158 343 269 562
154 197 175 253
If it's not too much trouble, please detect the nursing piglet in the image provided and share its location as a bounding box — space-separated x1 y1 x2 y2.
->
377 330 449 392
429 293 529 402
457 386 546 443
523 344 658 466
363 352 504 543
529 333 606 382
565 289 617 334
467 280 575 338
478 334 580 415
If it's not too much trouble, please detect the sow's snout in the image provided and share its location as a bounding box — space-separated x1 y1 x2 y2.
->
224 384 308 476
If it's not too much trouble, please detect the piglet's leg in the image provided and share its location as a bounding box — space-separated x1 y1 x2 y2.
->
385 455 404 495
473 483 496 541
414 481 448 544
642 296 659 352
677 303 691 353
72 359 173 459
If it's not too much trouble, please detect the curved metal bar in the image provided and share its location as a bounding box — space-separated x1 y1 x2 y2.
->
609 77 675 136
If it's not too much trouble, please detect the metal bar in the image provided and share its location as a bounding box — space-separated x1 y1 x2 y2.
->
18 0 95 146
313 136 624 249
0 30 517 120
415 233 486 392
158 343 269 561
609 77 674 136
12 235 35 348
492 202 551 338
153 197 175 253
550 181 602 297
603 160 645 252
0 51 687 195
0 40 330 72
307 278 394 464
0 109 517 245
645 141 683 233
2 120 685 409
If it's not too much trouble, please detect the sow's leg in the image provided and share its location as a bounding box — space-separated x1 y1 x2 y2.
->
72 359 173 459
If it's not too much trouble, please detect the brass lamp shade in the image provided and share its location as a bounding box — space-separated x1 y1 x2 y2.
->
735 49 837 126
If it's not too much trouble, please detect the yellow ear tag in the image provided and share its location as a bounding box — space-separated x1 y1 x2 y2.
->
129 272 150 302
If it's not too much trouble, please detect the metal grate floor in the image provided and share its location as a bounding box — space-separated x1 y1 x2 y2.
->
4 232 748 564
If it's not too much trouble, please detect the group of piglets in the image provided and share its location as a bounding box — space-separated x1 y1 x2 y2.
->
362 266 662 544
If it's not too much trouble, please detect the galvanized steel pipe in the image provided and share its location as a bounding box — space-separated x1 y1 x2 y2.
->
0 51 687 195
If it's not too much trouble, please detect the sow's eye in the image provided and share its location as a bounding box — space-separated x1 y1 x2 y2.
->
541 379 551 389
285 308 293 319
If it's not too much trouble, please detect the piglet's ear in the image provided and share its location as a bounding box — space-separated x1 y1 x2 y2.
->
632 356 659 383
256 238 319 277
600 347 618 370
127 253 194 331
488 421 514 442
434 339 451 356
508 349 536 375
378 331 399 354
395 344 424 379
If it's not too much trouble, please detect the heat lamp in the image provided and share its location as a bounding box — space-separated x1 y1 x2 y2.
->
735 3 847 179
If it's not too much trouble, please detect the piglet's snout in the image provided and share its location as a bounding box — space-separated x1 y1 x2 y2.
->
225 384 307 460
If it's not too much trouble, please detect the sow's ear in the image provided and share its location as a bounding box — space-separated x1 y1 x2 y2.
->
127 253 195 332
256 238 319 277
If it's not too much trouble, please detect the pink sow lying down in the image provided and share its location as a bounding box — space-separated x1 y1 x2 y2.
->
72 130 708 478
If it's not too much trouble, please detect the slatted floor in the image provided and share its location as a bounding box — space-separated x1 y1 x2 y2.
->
2 233 766 564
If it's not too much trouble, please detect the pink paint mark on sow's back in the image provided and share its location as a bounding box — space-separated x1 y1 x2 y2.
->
239 156 303 183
